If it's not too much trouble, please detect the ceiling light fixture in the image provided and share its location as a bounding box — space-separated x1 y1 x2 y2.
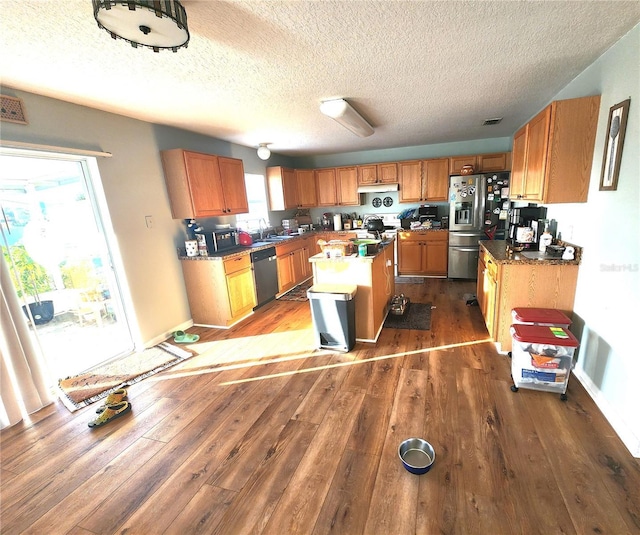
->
320 99 374 137
92 0 190 53
257 143 271 160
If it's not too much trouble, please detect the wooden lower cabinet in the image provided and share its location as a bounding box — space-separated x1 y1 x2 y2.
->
180 254 256 328
276 238 312 294
478 244 578 351
397 231 448 277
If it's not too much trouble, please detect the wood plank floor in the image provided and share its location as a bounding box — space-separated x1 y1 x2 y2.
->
2 279 639 535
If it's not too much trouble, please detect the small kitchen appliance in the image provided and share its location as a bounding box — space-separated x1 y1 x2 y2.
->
194 228 238 253
507 206 548 250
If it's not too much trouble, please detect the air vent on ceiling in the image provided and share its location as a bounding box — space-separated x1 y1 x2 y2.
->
0 95 28 124
482 117 503 126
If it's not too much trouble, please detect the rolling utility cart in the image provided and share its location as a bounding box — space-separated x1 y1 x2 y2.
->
509 323 579 401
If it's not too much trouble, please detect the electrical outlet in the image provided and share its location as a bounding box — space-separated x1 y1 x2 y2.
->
386 259 392 266
145 215 153 229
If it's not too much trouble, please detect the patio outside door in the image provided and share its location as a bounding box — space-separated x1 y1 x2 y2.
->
0 150 134 380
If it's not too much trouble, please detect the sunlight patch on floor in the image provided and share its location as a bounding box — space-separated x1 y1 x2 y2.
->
152 336 492 385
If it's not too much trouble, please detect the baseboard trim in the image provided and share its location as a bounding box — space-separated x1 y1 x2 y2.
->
572 366 640 458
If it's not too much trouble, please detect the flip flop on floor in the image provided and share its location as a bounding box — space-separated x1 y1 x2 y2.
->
88 401 132 428
95 388 128 413
173 330 199 343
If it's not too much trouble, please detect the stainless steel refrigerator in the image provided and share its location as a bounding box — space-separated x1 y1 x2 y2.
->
448 172 510 279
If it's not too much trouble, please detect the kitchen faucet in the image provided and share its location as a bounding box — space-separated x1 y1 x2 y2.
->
259 218 268 240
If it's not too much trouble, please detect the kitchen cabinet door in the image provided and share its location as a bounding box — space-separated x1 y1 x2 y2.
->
378 162 398 183
276 253 296 293
398 160 422 203
510 126 528 199
423 158 449 201
162 150 225 218
218 156 249 214
316 168 338 206
398 239 424 274
449 156 477 175
226 267 256 319
425 240 448 276
522 106 551 202
477 152 511 172
336 166 360 206
295 169 317 207
267 166 298 210
357 165 378 185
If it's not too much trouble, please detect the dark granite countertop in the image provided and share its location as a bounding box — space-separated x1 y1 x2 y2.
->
178 231 394 261
481 240 582 266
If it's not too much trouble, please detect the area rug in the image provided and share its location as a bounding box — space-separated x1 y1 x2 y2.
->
383 302 432 331
57 342 192 412
277 279 313 302
395 276 426 283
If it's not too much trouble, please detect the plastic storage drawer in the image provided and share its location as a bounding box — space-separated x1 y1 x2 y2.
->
510 324 579 400
511 307 571 328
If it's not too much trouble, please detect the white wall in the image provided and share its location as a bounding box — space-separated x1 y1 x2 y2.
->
542 24 639 456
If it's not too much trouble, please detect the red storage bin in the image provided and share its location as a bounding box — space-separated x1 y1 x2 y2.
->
511 307 571 328
510 324 579 400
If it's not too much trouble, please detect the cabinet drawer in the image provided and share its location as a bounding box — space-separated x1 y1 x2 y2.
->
399 231 448 242
224 254 251 275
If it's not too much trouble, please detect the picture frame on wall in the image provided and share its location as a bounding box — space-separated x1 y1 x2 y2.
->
599 98 630 191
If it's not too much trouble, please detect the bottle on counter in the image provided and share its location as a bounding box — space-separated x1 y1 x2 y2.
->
539 227 553 252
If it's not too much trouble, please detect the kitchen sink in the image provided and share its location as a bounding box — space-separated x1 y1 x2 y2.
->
264 235 295 241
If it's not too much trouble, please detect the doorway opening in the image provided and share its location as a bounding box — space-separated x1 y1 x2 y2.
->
0 148 134 381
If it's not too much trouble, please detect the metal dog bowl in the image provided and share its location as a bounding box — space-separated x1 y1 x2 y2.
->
398 438 435 475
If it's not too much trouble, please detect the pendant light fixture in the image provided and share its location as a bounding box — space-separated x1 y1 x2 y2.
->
320 98 374 137
92 0 190 53
257 143 271 161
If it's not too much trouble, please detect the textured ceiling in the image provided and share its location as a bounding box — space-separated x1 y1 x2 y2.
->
1 1 639 157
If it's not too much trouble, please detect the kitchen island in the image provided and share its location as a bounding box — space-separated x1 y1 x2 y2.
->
309 240 395 342
478 240 582 352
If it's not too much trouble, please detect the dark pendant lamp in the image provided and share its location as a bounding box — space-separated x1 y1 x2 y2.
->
92 1 190 52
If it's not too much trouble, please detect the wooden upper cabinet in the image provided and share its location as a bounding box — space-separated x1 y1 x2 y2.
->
217 156 249 214
294 169 317 207
336 166 360 206
450 153 511 175
449 156 477 175
357 162 398 185
398 160 423 203
478 152 511 172
161 149 247 219
316 168 338 206
510 95 600 203
523 107 552 201
357 165 378 185
423 158 449 201
267 166 297 211
510 126 528 198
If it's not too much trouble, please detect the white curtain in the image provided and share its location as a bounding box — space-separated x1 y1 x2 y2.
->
0 253 53 428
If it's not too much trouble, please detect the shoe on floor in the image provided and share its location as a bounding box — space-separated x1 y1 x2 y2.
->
88 401 132 428
96 388 128 413
173 330 199 343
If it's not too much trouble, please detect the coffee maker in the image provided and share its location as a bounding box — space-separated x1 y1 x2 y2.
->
508 205 548 249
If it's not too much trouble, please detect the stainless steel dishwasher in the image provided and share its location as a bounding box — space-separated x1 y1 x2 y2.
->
250 246 279 309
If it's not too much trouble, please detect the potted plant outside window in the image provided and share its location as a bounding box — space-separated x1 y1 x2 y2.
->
2 245 55 325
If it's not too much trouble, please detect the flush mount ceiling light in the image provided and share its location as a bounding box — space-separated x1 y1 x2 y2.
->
257 143 271 160
92 0 190 52
320 99 374 137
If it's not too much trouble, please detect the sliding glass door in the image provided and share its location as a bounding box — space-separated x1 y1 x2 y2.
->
0 150 134 380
